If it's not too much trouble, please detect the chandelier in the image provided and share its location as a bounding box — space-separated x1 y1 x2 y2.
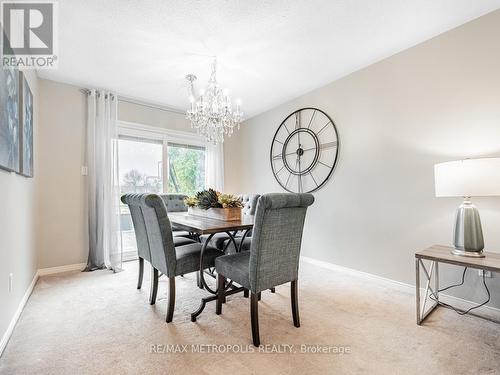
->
186 58 243 144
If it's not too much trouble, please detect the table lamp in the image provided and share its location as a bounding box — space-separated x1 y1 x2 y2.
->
434 158 500 258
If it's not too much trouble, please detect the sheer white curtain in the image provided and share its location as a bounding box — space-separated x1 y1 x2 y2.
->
205 142 224 191
85 89 122 272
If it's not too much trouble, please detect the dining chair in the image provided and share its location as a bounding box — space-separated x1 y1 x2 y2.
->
202 194 260 253
161 193 188 212
139 193 222 322
214 193 314 346
160 194 191 237
121 194 197 304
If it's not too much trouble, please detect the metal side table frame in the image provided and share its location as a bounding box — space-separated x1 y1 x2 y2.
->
415 258 439 325
416 245 500 326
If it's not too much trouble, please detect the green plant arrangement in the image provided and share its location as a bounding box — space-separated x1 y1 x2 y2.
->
218 193 243 208
184 196 199 207
185 188 243 210
195 188 220 209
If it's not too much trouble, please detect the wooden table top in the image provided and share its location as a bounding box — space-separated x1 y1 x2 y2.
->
416 245 500 273
168 212 254 235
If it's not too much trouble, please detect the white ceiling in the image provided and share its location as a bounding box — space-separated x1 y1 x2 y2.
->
38 0 500 118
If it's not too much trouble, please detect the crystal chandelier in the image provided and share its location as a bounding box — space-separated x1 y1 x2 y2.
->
186 58 243 144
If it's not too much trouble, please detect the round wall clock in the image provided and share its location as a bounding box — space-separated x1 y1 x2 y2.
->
270 108 339 193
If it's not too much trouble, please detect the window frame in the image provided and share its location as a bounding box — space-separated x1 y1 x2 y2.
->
117 120 206 193
117 121 206 261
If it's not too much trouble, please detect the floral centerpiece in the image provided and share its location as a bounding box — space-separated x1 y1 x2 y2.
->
185 188 243 221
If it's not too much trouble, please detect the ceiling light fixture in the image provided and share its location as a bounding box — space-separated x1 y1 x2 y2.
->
186 58 243 144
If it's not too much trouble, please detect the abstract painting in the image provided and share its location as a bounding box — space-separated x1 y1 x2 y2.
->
20 72 34 177
0 30 20 173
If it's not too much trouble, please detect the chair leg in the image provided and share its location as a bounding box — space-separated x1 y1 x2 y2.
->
166 277 175 323
270 287 276 293
250 292 260 347
137 257 144 289
150 266 159 305
216 274 225 315
291 280 300 328
257 292 261 301
243 289 249 298
196 272 203 289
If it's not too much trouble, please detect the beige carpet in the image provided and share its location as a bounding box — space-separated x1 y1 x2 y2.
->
1 260 499 375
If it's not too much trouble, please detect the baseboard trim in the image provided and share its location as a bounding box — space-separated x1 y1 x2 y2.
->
1 262 87 358
301 255 500 321
0 271 38 358
37 262 87 276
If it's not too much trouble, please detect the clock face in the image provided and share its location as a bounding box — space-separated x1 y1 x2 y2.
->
270 108 339 193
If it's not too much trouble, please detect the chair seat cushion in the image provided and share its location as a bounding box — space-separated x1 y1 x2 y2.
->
200 233 233 250
222 236 252 254
173 236 196 247
172 230 191 238
175 243 222 276
215 252 251 289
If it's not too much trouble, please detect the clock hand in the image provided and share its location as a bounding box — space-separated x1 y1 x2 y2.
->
296 142 336 152
303 141 337 152
282 145 313 158
293 147 304 192
282 139 337 159
282 148 313 157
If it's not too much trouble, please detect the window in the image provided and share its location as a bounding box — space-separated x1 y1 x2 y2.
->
167 142 205 196
116 122 206 260
118 136 164 194
118 136 164 259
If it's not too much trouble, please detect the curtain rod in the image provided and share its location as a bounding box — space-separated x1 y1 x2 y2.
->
79 88 185 115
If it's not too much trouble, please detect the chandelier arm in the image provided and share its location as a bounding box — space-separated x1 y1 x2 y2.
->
189 79 195 98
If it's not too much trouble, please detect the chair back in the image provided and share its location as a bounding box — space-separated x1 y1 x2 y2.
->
121 194 151 262
139 194 177 276
160 194 188 212
249 193 314 292
239 194 260 215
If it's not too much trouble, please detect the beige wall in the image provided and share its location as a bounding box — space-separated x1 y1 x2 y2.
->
0 70 38 346
118 101 191 132
36 79 192 269
37 79 88 268
225 10 500 306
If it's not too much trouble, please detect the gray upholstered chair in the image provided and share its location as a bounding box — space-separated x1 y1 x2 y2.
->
138 193 222 322
160 194 188 212
239 194 260 216
215 193 314 346
202 194 261 253
121 194 196 304
160 194 191 237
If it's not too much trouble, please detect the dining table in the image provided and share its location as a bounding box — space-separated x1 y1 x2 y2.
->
168 212 255 321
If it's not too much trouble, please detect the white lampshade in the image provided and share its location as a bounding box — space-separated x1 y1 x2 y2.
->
434 158 500 197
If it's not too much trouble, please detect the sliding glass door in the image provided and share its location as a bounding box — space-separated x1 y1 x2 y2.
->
119 136 164 194
117 125 206 260
118 136 163 259
167 142 205 196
